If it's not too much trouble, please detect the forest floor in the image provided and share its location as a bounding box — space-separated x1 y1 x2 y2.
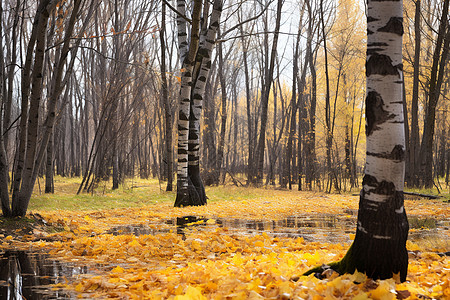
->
0 178 449 299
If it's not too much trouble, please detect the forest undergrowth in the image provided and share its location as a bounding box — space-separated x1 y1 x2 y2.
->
1 178 449 299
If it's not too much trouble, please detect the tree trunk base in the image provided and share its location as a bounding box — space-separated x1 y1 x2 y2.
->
305 239 408 282
174 176 206 207
304 191 409 282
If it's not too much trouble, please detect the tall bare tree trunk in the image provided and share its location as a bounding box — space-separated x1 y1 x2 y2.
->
408 0 421 186
418 0 449 188
13 0 54 216
216 34 227 184
255 0 283 184
0 1 11 217
160 1 173 191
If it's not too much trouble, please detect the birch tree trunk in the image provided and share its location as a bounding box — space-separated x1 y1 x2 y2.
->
175 0 203 206
175 0 222 207
307 0 409 281
343 0 408 281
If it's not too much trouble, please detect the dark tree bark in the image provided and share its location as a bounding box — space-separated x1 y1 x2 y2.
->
408 0 421 186
45 130 54 194
254 0 283 185
160 1 173 191
418 0 450 188
320 0 333 193
216 33 227 185
0 2 11 217
305 0 317 190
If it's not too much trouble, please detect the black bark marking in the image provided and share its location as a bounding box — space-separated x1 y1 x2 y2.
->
367 16 379 23
378 17 403 36
362 174 378 188
390 144 405 161
367 48 385 56
376 181 396 197
368 29 374 35
366 145 405 162
366 54 400 77
368 42 388 48
179 112 189 121
351 174 409 281
365 91 394 136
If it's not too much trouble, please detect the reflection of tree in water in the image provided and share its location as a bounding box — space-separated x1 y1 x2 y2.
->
0 251 87 299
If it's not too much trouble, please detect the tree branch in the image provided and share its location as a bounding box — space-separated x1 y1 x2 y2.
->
218 0 273 39
162 0 191 24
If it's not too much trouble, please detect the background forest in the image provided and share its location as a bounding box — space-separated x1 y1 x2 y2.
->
0 0 449 216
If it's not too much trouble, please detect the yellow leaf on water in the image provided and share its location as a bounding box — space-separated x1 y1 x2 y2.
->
75 282 84 292
112 266 125 273
254 241 264 247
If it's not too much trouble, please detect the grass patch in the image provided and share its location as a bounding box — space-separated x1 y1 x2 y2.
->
26 175 450 212
29 176 270 211
30 177 175 211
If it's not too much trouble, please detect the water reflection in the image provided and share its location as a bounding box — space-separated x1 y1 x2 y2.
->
106 214 450 246
0 251 88 300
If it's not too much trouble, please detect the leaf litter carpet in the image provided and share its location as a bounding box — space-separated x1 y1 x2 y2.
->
1 190 449 299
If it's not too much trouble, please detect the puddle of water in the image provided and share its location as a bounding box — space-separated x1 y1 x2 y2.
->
107 214 450 246
0 250 89 300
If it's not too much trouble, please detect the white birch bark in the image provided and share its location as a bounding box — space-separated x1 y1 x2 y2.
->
305 0 409 282
175 0 202 206
351 0 408 281
188 0 223 167
177 0 189 64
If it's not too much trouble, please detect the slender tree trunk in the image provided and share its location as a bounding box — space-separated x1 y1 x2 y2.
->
160 1 173 191
408 0 421 186
0 3 11 216
320 0 333 193
418 0 449 188
255 0 283 184
305 0 317 190
13 0 54 216
3 0 20 159
284 13 304 189
240 22 254 185
216 35 227 184
45 130 54 193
